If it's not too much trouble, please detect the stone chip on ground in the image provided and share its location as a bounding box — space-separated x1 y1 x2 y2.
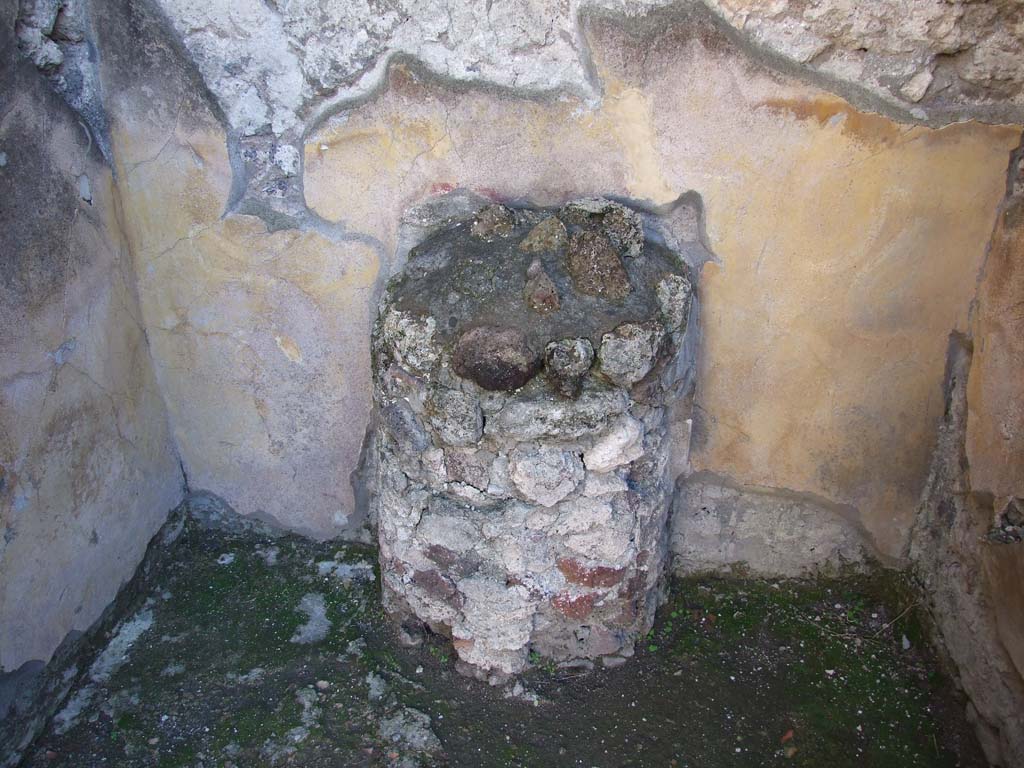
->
290 593 330 644
378 706 442 755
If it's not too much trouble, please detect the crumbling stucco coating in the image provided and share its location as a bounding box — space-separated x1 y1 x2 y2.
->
51 0 1013 557
53 0 1018 555
152 0 1023 144
703 0 1024 115
908 157 1024 767
910 332 1024 768
967 158 1024 507
91 0 380 539
671 473 870 577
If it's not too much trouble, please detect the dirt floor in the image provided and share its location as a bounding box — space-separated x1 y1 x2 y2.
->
22 518 985 768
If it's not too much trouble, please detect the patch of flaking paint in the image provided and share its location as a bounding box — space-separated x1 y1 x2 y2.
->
756 96 912 147
602 80 677 205
275 334 303 363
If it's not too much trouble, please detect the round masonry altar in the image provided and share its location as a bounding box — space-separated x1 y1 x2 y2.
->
371 198 694 679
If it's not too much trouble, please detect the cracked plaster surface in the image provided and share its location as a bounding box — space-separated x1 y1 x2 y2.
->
128 0 1024 222
155 0 670 139
155 0 1024 146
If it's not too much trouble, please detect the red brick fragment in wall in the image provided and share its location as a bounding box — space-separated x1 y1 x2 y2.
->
551 592 598 620
557 557 626 587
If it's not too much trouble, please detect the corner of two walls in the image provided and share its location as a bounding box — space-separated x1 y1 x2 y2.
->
303 10 1014 572
75 0 1023 568
2 0 1024 760
3 0 1019 664
84 0 382 543
0 0 184 757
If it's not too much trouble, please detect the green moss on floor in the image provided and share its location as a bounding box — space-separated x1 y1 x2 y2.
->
638 577 956 766
24 520 983 768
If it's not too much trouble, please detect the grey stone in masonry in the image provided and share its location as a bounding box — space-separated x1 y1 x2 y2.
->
371 198 696 680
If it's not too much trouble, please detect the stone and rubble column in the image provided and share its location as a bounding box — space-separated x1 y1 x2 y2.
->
371 198 695 679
